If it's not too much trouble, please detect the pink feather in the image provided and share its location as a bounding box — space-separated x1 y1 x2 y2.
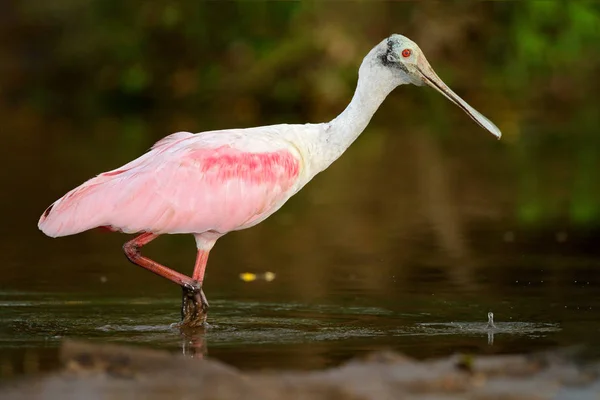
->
39 131 301 237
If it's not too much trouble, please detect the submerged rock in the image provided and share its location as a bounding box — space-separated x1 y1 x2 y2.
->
2 340 600 399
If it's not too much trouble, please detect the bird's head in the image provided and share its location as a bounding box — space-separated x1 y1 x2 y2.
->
368 34 501 139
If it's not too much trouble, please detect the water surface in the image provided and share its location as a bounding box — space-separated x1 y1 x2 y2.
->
2 237 599 379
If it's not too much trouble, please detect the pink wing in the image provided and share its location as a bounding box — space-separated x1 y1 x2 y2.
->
39 131 302 237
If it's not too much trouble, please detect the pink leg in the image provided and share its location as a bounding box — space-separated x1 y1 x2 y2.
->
123 232 198 290
123 233 208 327
192 250 210 283
187 232 221 311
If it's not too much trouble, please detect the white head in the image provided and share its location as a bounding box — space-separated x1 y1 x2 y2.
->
362 34 501 138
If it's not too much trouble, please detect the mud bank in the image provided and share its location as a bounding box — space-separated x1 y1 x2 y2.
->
2 340 600 399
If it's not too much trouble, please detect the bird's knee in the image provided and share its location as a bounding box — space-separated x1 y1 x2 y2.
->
123 242 139 262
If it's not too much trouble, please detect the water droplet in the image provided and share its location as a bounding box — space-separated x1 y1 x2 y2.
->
486 312 496 329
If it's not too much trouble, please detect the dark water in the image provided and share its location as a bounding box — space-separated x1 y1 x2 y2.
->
2 223 600 380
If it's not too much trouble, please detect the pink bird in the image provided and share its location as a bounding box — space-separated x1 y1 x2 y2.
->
38 34 501 326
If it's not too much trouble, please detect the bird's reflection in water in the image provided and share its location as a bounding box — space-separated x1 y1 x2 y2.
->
486 312 496 346
179 326 208 359
488 330 495 345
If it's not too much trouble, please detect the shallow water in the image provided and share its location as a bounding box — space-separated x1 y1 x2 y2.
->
2 239 600 379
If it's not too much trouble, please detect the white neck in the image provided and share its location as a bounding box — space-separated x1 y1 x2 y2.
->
316 59 400 172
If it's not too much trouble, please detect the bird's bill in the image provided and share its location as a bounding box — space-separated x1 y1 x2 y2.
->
416 62 502 139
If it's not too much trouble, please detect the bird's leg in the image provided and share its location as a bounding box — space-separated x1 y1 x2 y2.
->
180 249 211 327
123 233 209 327
123 233 216 327
123 233 199 288
192 249 210 282
123 233 208 328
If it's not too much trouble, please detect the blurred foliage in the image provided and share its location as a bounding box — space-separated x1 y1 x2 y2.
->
1 0 600 229
499 1 600 226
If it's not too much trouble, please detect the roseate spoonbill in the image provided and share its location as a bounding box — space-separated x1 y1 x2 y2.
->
38 34 501 327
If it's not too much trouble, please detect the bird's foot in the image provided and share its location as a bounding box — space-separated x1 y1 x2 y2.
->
180 282 209 328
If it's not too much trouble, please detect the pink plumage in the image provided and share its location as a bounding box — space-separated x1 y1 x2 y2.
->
38 130 302 237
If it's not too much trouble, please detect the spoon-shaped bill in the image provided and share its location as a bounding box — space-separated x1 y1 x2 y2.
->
416 63 502 139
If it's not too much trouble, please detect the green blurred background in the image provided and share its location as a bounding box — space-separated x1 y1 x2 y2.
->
4 1 600 228
2 0 600 376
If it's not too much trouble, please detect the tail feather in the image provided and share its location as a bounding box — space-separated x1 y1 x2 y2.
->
38 180 111 237
39 131 196 238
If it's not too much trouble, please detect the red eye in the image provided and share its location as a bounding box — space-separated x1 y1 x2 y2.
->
402 49 411 58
